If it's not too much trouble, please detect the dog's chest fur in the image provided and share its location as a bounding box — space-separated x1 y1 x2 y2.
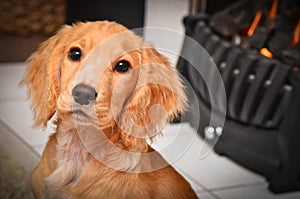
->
44 125 88 198
43 123 149 198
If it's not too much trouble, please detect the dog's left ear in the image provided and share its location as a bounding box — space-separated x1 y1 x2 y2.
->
20 25 72 128
119 46 188 139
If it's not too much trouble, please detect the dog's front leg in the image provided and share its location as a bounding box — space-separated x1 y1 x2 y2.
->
31 135 57 199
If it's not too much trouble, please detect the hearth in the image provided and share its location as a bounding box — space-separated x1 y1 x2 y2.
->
178 0 300 193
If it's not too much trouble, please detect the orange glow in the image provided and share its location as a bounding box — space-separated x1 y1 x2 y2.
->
248 10 263 36
292 20 300 47
267 0 278 22
260 47 273 58
293 66 299 72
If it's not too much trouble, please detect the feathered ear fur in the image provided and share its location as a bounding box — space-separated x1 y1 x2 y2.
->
119 46 188 140
20 25 71 128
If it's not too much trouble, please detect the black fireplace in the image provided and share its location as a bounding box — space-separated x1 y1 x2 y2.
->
178 0 300 193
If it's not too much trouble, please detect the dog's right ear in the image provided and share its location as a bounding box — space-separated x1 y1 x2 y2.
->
20 25 72 128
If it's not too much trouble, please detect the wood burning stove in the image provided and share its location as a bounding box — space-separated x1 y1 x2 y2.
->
178 0 300 193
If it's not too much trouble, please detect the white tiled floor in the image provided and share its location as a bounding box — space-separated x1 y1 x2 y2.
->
1 62 300 199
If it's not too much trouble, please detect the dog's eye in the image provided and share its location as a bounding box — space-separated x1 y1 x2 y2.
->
114 60 131 73
68 48 82 61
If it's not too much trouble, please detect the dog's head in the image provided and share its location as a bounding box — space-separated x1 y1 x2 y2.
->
22 21 187 142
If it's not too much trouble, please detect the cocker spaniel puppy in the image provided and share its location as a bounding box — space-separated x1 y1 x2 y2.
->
22 21 197 199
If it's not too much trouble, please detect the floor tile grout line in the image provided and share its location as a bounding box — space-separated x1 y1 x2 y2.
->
207 191 223 199
196 188 223 199
197 181 269 199
173 164 210 192
0 118 40 158
173 162 270 198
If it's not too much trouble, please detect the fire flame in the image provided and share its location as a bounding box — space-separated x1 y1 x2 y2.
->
260 47 273 58
266 0 278 22
292 19 300 47
247 0 280 59
247 10 262 37
248 0 278 37
246 0 299 60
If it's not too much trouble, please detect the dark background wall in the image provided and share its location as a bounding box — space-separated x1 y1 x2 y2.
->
66 0 145 30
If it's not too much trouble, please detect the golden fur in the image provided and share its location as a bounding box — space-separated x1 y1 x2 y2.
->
21 21 197 199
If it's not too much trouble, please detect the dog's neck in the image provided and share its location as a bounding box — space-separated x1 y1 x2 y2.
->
54 120 153 174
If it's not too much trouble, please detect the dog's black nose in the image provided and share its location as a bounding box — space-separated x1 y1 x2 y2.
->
72 84 97 105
